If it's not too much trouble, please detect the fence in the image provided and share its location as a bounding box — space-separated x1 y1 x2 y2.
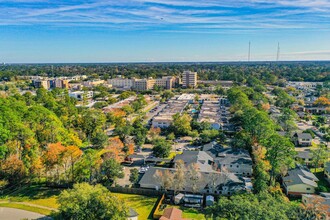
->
108 186 164 197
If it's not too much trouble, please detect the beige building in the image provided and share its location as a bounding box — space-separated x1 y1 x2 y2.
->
182 71 197 88
82 80 105 87
33 79 50 89
155 76 175 90
108 78 134 89
133 78 155 91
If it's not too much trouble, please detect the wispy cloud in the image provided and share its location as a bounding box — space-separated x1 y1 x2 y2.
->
1 0 330 32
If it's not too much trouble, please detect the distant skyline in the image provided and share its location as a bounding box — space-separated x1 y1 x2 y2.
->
1 0 330 63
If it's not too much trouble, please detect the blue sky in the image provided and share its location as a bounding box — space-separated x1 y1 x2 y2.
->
1 0 330 63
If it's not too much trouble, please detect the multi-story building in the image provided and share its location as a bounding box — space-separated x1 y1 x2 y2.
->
69 91 93 101
155 76 175 90
108 78 134 89
82 80 105 87
33 79 50 89
182 71 197 88
133 78 155 91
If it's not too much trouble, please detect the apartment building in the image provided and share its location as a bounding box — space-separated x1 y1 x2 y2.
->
133 78 155 91
155 76 176 90
33 79 50 89
182 71 197 88
108 78 134 89
152 100 188 128
82 80 105 87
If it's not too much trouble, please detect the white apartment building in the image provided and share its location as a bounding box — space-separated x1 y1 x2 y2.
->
69 91 93 101
182 71 197 88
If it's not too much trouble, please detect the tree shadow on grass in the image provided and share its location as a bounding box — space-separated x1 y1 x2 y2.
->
7 185 62 201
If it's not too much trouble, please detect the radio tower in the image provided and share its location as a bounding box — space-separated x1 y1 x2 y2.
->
248 41 251 62
276 42 280 62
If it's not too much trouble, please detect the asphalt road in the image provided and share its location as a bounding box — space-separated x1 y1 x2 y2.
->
0 207 52 220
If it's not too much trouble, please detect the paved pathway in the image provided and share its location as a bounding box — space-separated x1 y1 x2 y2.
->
0 207 52 220
0 201 57 211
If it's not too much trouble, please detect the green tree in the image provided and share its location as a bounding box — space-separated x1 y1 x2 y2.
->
206 192 299 220
172 113 192 136
152 138 171 158
129 168 139 185
91 132 109 149
262 134 296 185
58 183 127 220
100 158 124 185
311 143 329 172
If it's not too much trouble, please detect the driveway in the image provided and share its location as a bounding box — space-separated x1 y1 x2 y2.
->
0 207 52 220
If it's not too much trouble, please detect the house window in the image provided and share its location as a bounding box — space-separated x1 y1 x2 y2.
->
230 165 232 167
306 188 311 190
237 165 239 168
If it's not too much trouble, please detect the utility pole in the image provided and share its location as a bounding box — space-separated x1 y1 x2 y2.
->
276 42 280 62
248 41 251 62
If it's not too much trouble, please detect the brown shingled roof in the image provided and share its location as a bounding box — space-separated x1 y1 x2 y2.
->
160 207 183 220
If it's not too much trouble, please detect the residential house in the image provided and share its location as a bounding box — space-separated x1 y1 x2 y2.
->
138 167 247 196
203 143 253 176
139 149 252 195
296 150 313 166
293 132 313 146
160 207 187 220
282 165 319 196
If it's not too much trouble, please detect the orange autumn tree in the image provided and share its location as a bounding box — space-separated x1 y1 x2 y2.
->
105 137 125 162
314 96 330 107
148 127 161 141
63 145 83 182
42 142 65 182
1 155 26 183
261 103 270 111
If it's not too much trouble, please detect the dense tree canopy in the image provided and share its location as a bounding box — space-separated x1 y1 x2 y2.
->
58 183 128 220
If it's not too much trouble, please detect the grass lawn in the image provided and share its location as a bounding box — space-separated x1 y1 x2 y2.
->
112 193 158 220
0 203 53 216
182 208 206 220
1 185 159 219
0 185 61 209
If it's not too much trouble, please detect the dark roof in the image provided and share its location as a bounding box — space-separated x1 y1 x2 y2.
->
296 151 312 159
283 165 318 187
203 144 252 166
139 167 244 192
296 133 313 139
174 151 214 172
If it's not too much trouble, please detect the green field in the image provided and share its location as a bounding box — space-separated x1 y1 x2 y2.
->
112 193 158 220
1 185 159 219
0 185 61 209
